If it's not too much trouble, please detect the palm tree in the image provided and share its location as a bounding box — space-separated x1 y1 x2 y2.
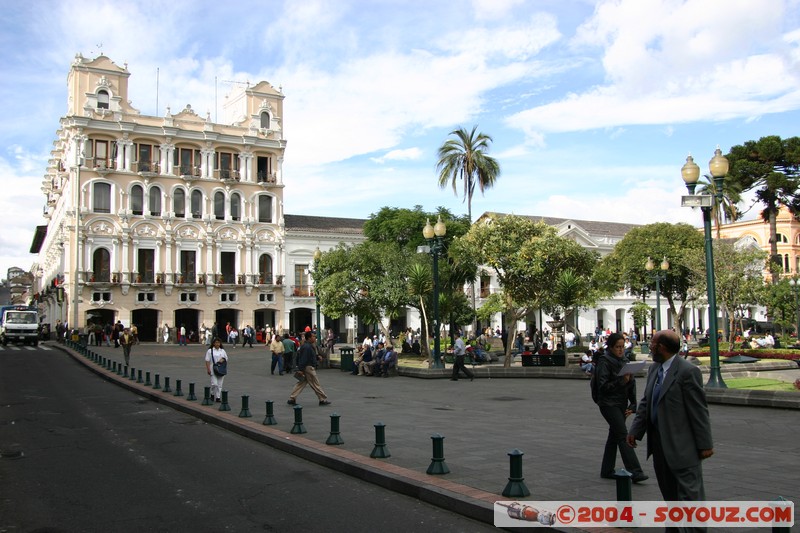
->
435 126 500 223
696 173 744 239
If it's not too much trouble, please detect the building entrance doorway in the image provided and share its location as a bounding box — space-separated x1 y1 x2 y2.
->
175 309 200 343
131 309 159 342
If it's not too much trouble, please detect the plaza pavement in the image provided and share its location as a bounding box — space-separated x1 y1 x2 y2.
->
55 340 799 531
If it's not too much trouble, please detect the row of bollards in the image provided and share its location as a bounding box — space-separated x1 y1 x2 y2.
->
67 340 534 496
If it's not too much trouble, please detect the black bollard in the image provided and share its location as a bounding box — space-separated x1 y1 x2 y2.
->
614 468 633 501
163 377 172 393
145 371 152 387
116 362 123 376
219 390 231 412
153 373 161 390
201 386 212 406
370 422 390 458
123 365 129 378
187 382 197 401
290 405 307 434
325 413 344 445
263 400 277 425
426 433 450 475
238 395 252 418
174 379 183 397
111 361 117 373
502 449 530 497
137 369 143 384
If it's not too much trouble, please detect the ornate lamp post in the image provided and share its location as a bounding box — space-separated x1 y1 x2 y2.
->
313 247 323 348
645 256 670 330
423 216 447 369
789 278 800 340
680 148 728 388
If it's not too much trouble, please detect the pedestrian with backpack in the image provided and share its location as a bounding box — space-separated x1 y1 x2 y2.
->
594 332 648 483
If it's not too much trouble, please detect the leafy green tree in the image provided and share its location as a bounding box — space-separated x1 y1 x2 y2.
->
436 126 500 223
759 279 795 334
363 206 471 250
628 301 652 340
687 240 767 342
314 241 412 343
598 222 704 333
548 268 598 343
726 135 800 283
451 214 598 366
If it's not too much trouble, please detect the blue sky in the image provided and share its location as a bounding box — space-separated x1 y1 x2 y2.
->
1 0 799 278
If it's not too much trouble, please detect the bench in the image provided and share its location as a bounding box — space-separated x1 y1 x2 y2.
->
443 354 474 365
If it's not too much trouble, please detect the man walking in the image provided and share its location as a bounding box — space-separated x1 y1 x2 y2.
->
119 327 134 367
450 331 474 382
281 333 296 376
627 330 713 529
287 331 331 406
270 334 285 375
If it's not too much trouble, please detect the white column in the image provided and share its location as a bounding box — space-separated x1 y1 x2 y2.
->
115 139 126 170
276 156 284 185
124 140 134 172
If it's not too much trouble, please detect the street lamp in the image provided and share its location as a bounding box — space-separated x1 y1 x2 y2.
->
680 147 728 388
313 247 322 348
789 278 800 340
423 216 447 369
645 256 669 330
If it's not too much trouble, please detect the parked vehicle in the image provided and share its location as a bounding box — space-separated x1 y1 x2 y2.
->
0 305 40 346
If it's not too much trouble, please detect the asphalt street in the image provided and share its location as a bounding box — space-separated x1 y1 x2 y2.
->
0 347 497 533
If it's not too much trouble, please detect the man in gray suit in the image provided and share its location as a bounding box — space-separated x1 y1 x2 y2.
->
627 330 713 526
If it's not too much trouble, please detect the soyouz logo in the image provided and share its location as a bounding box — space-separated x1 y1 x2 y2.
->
493 501 794 528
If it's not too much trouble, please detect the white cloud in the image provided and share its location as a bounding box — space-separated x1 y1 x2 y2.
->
370 147 423 164
507 0 800 140
472 0 526 20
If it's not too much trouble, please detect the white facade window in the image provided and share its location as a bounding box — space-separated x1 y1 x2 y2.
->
220 292 237 302
136 292 156 302
91 292 112 302
97 90 109 109
179 292 198 302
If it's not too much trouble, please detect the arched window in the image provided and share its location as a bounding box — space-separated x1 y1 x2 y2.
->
230 193 241 221
93 182 111 213
92 248 111 282
130 185 143 215
260 112 270 129
258 254 273 283
173 189 185 218
97 90 109 110
149 186 162 216
784 254 790 272
258 195 272 223
214 191 225 220
191 190 203 218
777 233 789 243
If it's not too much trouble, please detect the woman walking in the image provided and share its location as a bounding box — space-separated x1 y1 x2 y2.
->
596 332 648 482
205 337 229 402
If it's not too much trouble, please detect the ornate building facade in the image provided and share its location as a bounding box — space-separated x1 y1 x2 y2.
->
33 55 288 341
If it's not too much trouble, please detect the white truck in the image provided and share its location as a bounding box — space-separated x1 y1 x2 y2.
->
0 305 40 346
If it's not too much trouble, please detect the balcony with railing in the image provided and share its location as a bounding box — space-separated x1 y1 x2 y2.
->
256 170 278 184
134 160 160 174
291 285 314 297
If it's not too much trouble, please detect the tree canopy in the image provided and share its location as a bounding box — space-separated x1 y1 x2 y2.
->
726 135 800 283
597 222 704 333
451 214 598 365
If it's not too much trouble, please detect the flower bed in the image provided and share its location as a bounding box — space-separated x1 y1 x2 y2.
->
689 348 800 362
